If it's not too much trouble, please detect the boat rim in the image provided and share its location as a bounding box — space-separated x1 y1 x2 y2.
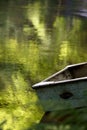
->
32 76 87 88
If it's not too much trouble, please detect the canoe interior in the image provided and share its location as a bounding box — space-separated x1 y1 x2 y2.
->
43 62 87 82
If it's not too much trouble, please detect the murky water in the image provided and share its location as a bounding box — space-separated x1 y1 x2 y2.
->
0 0 87 129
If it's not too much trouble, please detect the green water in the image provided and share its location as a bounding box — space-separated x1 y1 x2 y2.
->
0 0 87 130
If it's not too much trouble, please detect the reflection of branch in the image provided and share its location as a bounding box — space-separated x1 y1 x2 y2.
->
0 62 34 87
0 120 7 129
57 0 62 15
0 62 23 71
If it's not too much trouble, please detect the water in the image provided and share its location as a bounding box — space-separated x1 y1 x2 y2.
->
0 0 87 129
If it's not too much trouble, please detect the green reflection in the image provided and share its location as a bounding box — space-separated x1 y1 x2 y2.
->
0 62 43 130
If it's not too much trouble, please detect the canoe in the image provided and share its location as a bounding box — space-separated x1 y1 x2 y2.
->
32 62 87 111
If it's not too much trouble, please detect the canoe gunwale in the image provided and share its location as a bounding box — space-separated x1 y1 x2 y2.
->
32 62 87 89
32 76 87 89
43 62 87 82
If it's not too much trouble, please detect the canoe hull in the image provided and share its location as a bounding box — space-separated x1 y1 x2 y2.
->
36 78 87 111
32 62 87 111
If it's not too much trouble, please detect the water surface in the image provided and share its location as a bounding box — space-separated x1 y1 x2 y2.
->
0 0 87 129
